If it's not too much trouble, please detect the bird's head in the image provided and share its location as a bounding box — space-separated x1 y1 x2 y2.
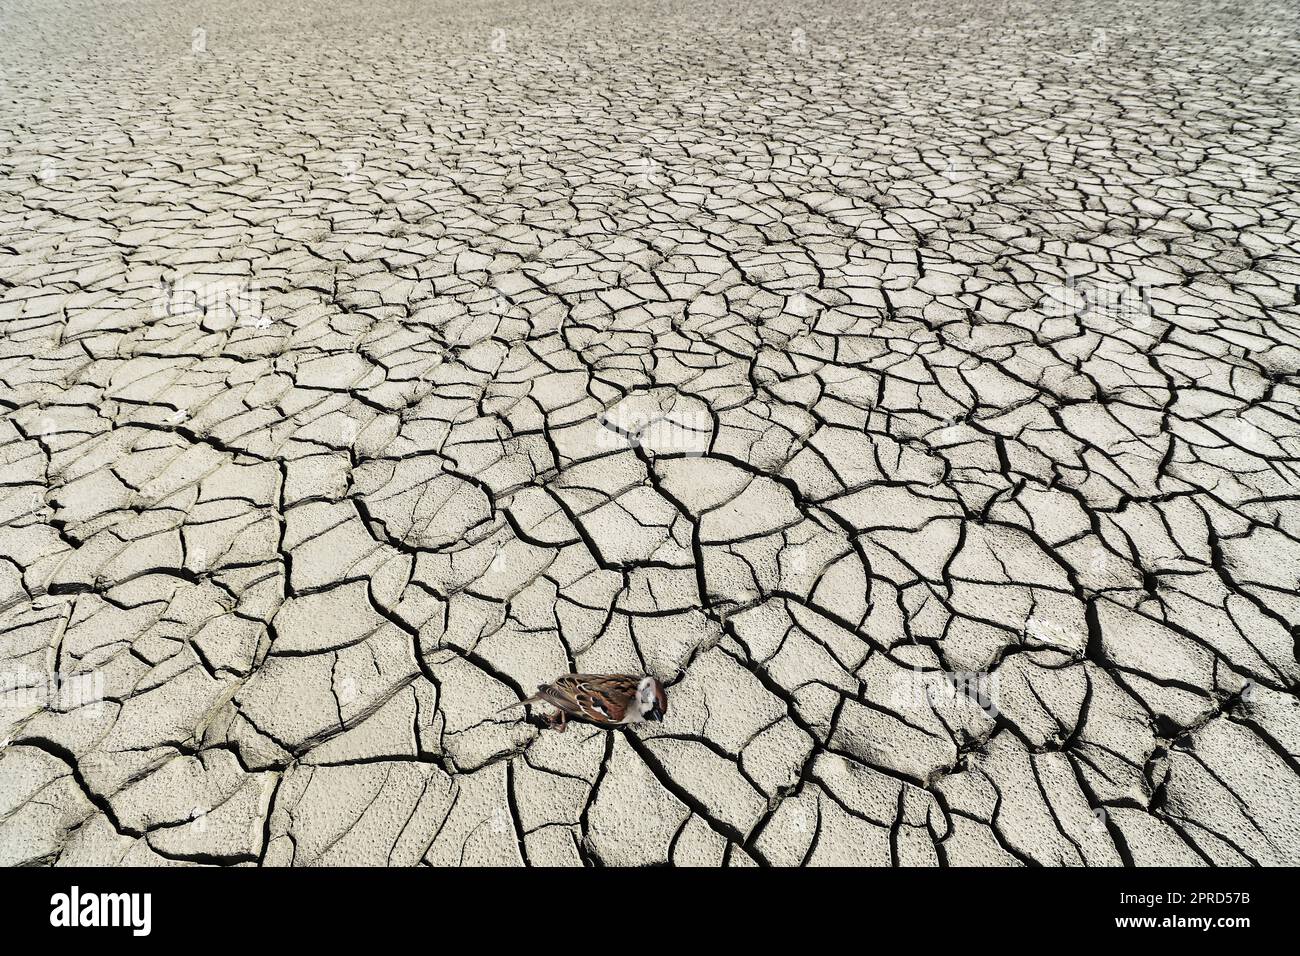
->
637 676 668 721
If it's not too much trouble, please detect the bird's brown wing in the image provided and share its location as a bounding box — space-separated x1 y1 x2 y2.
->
532 681 585 717
543 674 639 725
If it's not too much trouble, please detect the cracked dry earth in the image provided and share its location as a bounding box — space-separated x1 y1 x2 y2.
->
2 0 1299 869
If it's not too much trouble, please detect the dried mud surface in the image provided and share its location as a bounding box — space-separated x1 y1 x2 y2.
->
1 0 1299 865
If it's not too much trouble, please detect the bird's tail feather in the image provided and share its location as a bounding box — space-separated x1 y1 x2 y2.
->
496 694 542 714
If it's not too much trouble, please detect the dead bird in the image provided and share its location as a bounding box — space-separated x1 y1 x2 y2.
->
498 673 668 732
